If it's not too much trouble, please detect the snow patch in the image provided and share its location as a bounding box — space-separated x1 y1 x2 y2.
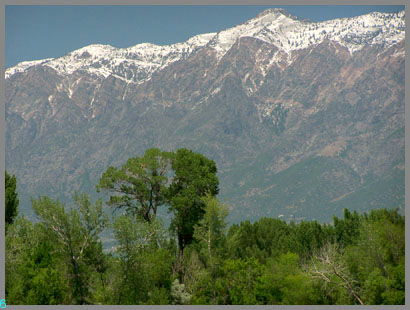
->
211 87 221 96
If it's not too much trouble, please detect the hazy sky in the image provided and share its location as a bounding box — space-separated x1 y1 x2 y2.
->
6 5 404 68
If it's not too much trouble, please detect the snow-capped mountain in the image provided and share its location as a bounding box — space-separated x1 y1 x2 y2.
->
6 8 405 82
6 32 216 83
5 8 405 224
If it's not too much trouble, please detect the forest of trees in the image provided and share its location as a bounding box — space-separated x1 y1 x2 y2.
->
5 148 405 305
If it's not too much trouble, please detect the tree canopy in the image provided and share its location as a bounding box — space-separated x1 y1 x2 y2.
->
97 148 219 257
5 150 405 305
97 148 174 222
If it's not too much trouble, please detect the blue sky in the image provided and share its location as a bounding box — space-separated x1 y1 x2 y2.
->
6 5 405 68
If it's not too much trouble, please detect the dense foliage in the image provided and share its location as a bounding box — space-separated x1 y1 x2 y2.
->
5 170 19 229
5 149 405 305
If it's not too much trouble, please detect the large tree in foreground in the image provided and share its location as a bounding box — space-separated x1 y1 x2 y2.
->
97 148 174 222
168 148 219 258
97 148 219 257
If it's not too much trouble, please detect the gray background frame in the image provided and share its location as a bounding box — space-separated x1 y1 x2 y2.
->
0 0 407 309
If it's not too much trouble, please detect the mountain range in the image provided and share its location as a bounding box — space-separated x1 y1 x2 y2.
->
5 8 405 224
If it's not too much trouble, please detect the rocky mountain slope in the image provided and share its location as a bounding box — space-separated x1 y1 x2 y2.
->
6 8 405 224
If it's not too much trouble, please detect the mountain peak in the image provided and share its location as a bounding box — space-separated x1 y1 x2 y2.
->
256 8 295 19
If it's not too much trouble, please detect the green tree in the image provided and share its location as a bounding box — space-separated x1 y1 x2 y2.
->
333 209 360 247
5 217 69 304
292 220 334 261
255 252 319 305
226 220 259 260
182 249 210 304
97 148 174 222
111 215 173 304
168 148 219 257
216 257 263 304
5 171 19 229
31 193 107 304
307 242 363 305
344 208 405 305
361 268 388 304
193 195 228 304
226 218 295 263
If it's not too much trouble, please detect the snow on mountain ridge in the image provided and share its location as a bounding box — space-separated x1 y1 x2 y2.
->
45 32 217 83
208 8 301 58
5 58 54 79
256 8 298 20
5 32 217 83
210 8 405 59
5 9 405 81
